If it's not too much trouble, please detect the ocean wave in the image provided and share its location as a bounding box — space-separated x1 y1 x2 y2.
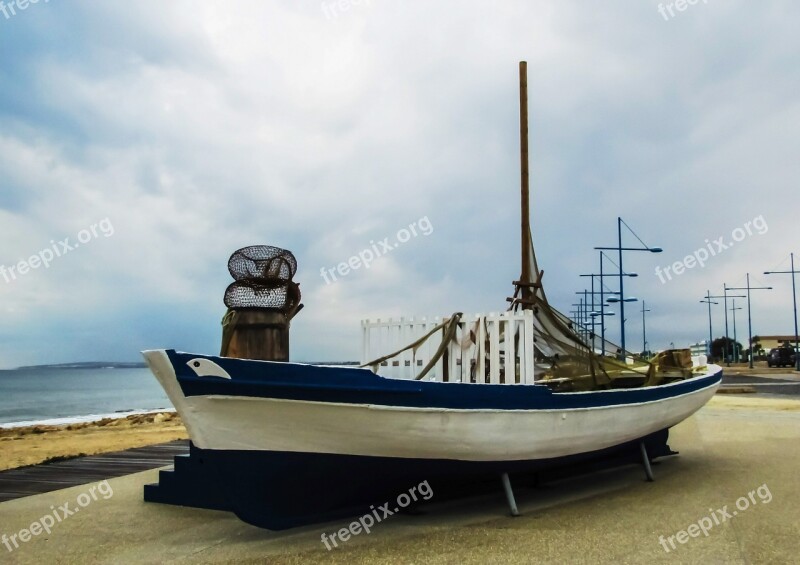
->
0 408 176 429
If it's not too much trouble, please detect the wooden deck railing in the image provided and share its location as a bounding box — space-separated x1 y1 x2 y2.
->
361 311 536 384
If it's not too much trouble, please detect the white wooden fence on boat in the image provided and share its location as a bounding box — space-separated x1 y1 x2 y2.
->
360 311 536 384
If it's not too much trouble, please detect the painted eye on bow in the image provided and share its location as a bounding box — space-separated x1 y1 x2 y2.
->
186 358 232 379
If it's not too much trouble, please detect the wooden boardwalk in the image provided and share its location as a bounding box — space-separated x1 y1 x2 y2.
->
0 440 188 503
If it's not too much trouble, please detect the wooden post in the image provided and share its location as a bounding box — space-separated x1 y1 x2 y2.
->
519 61 533 308
221 309 290 361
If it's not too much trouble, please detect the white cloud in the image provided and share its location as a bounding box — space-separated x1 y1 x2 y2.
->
0 0 798 366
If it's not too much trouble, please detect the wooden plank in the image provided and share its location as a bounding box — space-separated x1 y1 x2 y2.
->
451 319 459 383
506 313 516 384
361 319 369 365
476 315 486 384
461 316 471 384
0 440 189 503
489 313 500 384
434 316 443 381
517 314 526 385
524 310 536 383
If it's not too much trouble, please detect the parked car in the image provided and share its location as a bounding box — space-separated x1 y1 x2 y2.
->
767 347 796 368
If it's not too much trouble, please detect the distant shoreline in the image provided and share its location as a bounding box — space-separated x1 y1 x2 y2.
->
0 408 176 430
1 360 360 371
4 362 148 371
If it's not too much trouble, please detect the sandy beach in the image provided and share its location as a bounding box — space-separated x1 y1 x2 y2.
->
0 413 187 472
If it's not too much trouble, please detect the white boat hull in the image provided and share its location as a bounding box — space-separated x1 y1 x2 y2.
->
145 350 721 462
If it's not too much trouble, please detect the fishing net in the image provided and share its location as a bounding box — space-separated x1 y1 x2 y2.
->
506 225 694 391
224 246 301 313
228 245 297 282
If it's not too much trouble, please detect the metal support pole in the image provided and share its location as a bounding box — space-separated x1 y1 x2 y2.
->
723 286 730 365
764 253 798 371
618 217 626 360
731 299 742 363
711 290 743 363
641 300 650 355
640 442 654 482
590 275 596 353
793 253 799 371
501 472 519 516
746 274 754 369
600 253 605 356
584 289 590 345
705 291 714 357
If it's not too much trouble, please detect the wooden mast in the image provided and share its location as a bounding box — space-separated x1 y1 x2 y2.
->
518 61 534 309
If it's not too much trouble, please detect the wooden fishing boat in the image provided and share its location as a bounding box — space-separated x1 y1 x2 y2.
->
143 62 721 530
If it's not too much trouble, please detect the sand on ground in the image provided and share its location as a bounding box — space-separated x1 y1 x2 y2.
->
0 412 187 471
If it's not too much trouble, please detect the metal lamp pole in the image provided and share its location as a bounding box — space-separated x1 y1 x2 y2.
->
641 301 650 355
575 289 606 345
595 218 662 360
617 218 625 359
726 274 772 369
580 261 634 356
600 252 605 353
699 291 718 359
765 253 800 372
570 303 584 339
730 299 743 363
713 288 745 365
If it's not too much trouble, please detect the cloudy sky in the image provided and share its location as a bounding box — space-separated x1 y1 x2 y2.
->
0 0 797 368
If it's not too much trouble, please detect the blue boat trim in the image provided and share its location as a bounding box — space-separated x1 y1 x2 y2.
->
167 350 723 411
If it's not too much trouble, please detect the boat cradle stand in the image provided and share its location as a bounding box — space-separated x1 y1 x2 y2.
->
499 441 657 518
501 472 520 516
640 442 655 482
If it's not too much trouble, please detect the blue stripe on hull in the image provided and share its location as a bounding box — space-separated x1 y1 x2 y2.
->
176 429 673 530
166 350 722 411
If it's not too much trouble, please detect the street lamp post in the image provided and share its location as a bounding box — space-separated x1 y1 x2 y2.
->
711 288 745 365
730 299 743 363
580 261 636 356
570 303 584 340
641 301 651 355
582 290 590 345
600 252 605 353
575 289 616 349
595 217 662 360
699 291 719 359
765 252 800 372
606 294 639 360
725 274 772 369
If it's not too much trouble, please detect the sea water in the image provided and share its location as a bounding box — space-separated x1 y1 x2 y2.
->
0 367 173 427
